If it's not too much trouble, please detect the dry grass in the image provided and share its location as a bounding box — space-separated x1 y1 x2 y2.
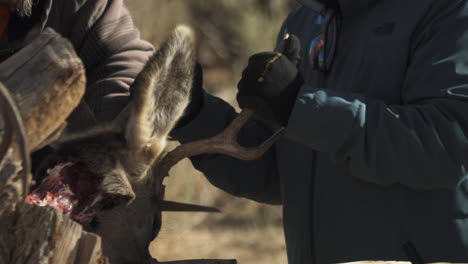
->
151 224 286 264
124 1 292 263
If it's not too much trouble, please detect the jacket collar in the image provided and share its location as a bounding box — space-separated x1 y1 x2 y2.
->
296 0 378 17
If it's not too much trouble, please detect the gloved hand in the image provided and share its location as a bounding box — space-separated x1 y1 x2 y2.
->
174 62 204 128
237 34 303 125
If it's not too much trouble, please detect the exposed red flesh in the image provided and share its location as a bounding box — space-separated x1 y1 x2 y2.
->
26 160 104 224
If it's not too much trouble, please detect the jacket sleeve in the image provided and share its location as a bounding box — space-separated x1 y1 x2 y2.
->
171 93 282 205
285 2 468 190
63 0 154 122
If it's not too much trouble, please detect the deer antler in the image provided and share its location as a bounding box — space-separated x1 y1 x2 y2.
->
0 82 31 199
157 109 284 178
160 200 220 213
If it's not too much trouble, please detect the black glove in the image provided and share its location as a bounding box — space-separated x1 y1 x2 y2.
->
237 34 303 125
175 62 204 128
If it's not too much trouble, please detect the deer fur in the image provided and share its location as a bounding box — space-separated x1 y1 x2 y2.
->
123 25 195 180
33 25 196 264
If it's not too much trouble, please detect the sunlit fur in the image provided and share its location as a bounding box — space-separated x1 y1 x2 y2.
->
124 25 195 180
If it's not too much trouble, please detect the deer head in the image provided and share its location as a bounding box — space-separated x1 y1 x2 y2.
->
26 25 198 264
28 25 282 264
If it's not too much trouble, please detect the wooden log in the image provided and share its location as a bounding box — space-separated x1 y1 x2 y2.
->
10 203 62 264
0 154 18 264
0 27 85 152
0 26 86 219
0 28 106 264
50 216 83 263
0 81 32 200
75 232 107 264
0 151 22 214
3 202 108 264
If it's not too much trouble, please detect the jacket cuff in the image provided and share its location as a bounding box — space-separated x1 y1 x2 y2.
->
285 84 366 153
170 92 236 143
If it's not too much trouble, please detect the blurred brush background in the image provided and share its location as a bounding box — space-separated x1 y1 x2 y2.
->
125 1 296 263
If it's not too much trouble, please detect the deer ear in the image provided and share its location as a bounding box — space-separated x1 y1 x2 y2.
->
124 25 196 152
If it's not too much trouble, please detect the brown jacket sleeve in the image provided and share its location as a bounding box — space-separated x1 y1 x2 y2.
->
46 0 154 122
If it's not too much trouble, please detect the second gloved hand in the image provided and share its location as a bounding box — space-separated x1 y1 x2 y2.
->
237 34 303 125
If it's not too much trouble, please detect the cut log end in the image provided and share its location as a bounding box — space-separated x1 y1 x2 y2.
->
0 27 86 152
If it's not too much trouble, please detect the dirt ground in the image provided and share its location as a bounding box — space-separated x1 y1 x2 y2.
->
148 156 287 264
151 218 286 263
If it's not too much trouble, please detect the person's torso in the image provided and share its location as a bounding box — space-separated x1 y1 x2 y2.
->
275 1 468 263
0 0 100 63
